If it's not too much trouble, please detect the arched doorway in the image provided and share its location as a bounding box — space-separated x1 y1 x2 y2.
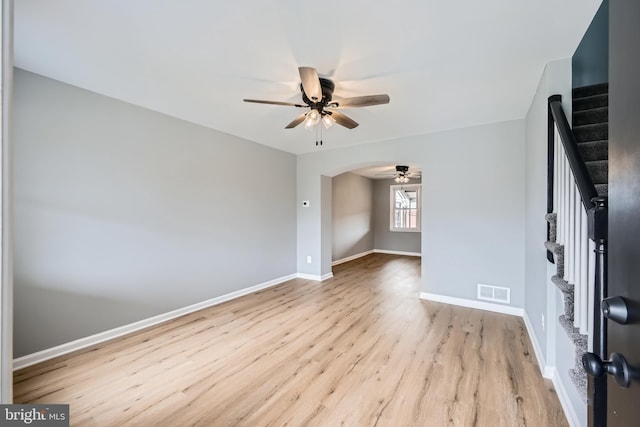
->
330 163 422 270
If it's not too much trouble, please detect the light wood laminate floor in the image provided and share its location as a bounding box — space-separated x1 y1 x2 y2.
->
14 254 567 426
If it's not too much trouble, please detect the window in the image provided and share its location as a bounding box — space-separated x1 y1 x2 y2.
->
390 184 421 232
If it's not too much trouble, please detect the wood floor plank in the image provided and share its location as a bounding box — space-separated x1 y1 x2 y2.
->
14 254 568 426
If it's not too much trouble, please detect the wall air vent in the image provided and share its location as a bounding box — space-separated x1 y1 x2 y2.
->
477 284 511 304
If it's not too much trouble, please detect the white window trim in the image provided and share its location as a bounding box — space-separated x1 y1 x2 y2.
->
389 184 421 232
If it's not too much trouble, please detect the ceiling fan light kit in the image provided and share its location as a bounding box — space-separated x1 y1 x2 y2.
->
243 66 390 142
304 109 321 129
321 114 335 129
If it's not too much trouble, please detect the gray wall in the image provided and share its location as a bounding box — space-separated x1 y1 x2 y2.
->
524 58 571 360
13 69 297 356
373 179 421 253
297 119 526 308
331 173 374 262
572 0 608 88
524 58 586 425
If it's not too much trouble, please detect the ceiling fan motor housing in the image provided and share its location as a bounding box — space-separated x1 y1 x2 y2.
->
301 78 335 107
396 165 409 175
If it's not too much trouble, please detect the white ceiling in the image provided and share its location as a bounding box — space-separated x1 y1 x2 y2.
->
14 1 601 155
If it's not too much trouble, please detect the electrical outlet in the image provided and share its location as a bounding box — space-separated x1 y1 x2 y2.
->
541 313 545 331
306 256 312 264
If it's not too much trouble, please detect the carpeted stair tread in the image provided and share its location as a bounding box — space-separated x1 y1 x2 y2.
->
577 139 608 162
572 83 608 98
559 314 588 402
551 274 574 295
555 276 576 320
544 240 564 257
586 160 608 184
552 275 574 319
573 123 608 142
595 184 608 197
545 213 563 276
573 107 608 126
545 213 558 241
570 369 588 404
545 242 564 277
573 93 608 112
559 315 588 350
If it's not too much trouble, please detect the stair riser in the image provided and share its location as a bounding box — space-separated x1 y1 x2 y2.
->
595 184 608 197
586 161 608 184
572 83 609 98
573 95 608 112
573 124 608 142
573 108 608 126
577 140 608 162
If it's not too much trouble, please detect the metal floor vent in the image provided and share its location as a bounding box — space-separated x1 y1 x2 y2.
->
477 284 511 304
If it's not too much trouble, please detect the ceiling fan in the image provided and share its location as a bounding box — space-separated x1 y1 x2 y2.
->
243 67 390 131
376 165 421 183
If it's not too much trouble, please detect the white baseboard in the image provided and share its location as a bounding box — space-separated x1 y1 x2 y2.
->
374 249 421 257
13 273 298 371
321 272 334 281
551 367 582 427
419 292 524 317
296 272 333 281
522 311 554 379
332 250 374 266
331 249 420 267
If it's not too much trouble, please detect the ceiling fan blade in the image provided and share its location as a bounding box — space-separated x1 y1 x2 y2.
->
330 94 390 109
243 99 305 107
328 111 359 129
285 113 307 129
298 67 323 102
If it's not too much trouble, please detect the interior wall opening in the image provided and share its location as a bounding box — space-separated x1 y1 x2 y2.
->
327 162 423 271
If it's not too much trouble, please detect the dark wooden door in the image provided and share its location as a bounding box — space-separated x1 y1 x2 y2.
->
607 0 640 424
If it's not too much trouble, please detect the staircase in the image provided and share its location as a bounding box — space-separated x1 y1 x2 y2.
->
573 83 608 196
546 214 589 400
545 83 608 401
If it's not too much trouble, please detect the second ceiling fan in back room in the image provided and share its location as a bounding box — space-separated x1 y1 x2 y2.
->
243 67 390 145
376 165 421 183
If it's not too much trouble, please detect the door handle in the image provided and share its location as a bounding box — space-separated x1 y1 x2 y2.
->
582 352 636 388
602 296 638 324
